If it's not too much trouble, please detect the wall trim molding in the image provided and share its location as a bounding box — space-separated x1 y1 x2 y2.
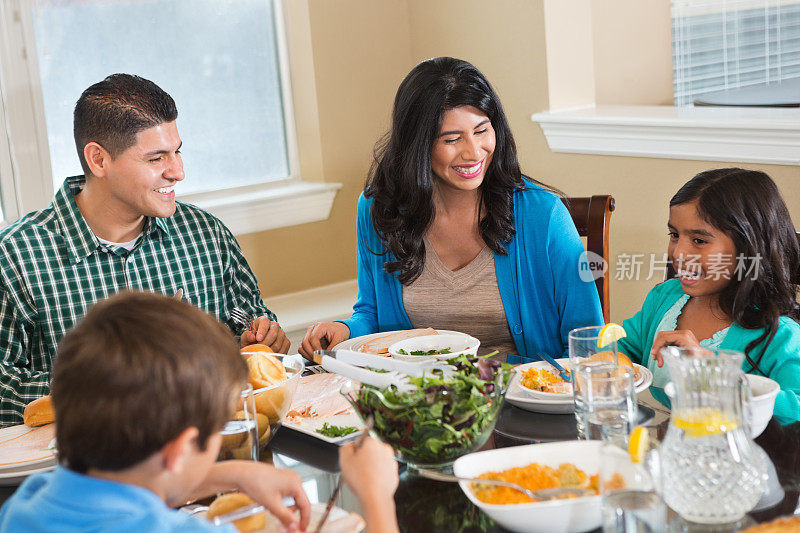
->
266 278 357 347
532 105 800 165
180 181 342 236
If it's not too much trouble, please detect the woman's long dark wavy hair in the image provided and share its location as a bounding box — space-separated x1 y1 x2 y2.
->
670 168 800 374
365 57 556 284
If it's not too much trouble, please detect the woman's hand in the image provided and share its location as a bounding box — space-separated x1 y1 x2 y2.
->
241 317 291 354
650 330 702 367
299 322 350 360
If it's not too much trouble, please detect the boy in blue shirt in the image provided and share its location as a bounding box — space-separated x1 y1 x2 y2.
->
0 291 312 532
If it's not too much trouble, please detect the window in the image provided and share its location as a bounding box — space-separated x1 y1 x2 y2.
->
672 0 800 106
33 0 292 194
0 0 338 233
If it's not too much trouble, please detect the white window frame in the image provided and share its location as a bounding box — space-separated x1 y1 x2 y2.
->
0 0 340 234
532 1 800 166
532 104 800 165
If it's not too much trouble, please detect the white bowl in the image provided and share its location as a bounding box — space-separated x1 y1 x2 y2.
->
388 333 479 361
453 440 603 533
746 374 779 438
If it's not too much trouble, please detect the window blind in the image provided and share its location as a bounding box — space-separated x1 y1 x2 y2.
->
672 0 800 105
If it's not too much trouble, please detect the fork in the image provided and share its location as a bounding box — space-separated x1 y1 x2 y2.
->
230 307 256 337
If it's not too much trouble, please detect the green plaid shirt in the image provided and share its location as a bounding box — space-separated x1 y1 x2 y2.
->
0 176 275 426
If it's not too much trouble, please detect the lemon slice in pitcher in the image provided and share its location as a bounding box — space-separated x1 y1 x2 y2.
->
672 408 738 438
598 323 627 348
628 426 649 464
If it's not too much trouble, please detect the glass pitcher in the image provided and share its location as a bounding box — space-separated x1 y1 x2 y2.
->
659 347 768 524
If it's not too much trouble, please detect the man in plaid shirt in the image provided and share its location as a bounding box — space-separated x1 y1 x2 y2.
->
0 74 290 426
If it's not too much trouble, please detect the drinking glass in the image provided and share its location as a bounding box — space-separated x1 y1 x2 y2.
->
218 384 259 461
568 325 622 369
600 441 664 533
573 363 636 441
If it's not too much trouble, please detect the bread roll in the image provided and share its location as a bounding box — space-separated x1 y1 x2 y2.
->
206 492 266 533
587 350 634 369
23 396 55 427
742 516 800 532
246 353 287 390
240 343 273 359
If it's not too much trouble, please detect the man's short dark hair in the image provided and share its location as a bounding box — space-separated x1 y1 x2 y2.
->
73 74 178 175
52 291 246 473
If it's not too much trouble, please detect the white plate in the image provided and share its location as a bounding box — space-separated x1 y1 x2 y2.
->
505 360 654 414
0 461 56 486
453 440 604 533
283 411 365 445
334 329 465 354
0 424 56 473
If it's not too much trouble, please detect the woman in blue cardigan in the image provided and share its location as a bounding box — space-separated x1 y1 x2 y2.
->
299 57 602 363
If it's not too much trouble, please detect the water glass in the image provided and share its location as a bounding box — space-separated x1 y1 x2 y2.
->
568 325 622 369
601 442 664 533
218 384 259 461
574 363 636 441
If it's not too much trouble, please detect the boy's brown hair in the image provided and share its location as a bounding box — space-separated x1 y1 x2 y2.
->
52 291 247 473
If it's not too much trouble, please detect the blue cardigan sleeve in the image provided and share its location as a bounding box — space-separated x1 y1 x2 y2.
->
545 199 604 352
339 195 379 339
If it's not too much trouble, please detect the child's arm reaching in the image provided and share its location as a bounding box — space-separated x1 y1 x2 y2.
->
338 437 399 533
650 330 702 367
183 461 312 532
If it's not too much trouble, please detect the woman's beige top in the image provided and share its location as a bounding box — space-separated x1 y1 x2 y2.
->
402 236 517 362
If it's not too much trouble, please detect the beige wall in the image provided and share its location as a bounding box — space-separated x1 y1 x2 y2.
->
244 0 800 325
239 0 414 297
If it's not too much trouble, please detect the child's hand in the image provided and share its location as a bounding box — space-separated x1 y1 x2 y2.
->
233 462 311 532
650 330 701 366
339 437 398 502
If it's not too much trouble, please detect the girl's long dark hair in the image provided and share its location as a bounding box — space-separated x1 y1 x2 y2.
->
670 168 800 373
365 57 556 284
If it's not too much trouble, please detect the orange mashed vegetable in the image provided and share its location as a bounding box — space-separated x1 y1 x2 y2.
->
520 368 571 394
472 463 602 505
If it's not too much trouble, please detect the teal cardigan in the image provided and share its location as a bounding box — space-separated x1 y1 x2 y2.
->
618 278 800 424
340 181 604 362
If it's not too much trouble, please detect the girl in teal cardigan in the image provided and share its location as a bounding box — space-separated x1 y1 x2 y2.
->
618 168 800 424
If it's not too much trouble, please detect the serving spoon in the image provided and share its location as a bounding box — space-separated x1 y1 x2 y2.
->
415 468 592 501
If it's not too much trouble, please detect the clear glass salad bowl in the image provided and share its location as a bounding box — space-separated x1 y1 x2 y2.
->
341 356 511 471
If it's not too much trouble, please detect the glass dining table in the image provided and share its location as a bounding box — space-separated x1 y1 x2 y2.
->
264 399 799 533
2 400 798 532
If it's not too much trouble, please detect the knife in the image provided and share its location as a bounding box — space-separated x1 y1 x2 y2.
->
535 352 571 382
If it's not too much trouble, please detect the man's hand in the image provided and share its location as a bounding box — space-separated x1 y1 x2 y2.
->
650 330 702 367
241 316 291 353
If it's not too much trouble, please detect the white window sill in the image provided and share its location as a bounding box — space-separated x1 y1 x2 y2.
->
178 180 342 236
531 105 800 165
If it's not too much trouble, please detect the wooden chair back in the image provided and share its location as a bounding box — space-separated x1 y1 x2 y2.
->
561 195 616 322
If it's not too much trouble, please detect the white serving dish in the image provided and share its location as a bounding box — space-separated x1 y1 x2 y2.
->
388 333 479 361
453 440 603 533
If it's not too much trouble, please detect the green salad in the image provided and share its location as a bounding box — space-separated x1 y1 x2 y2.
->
397 347 452 356
346 354 512 466
315 423 359 438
